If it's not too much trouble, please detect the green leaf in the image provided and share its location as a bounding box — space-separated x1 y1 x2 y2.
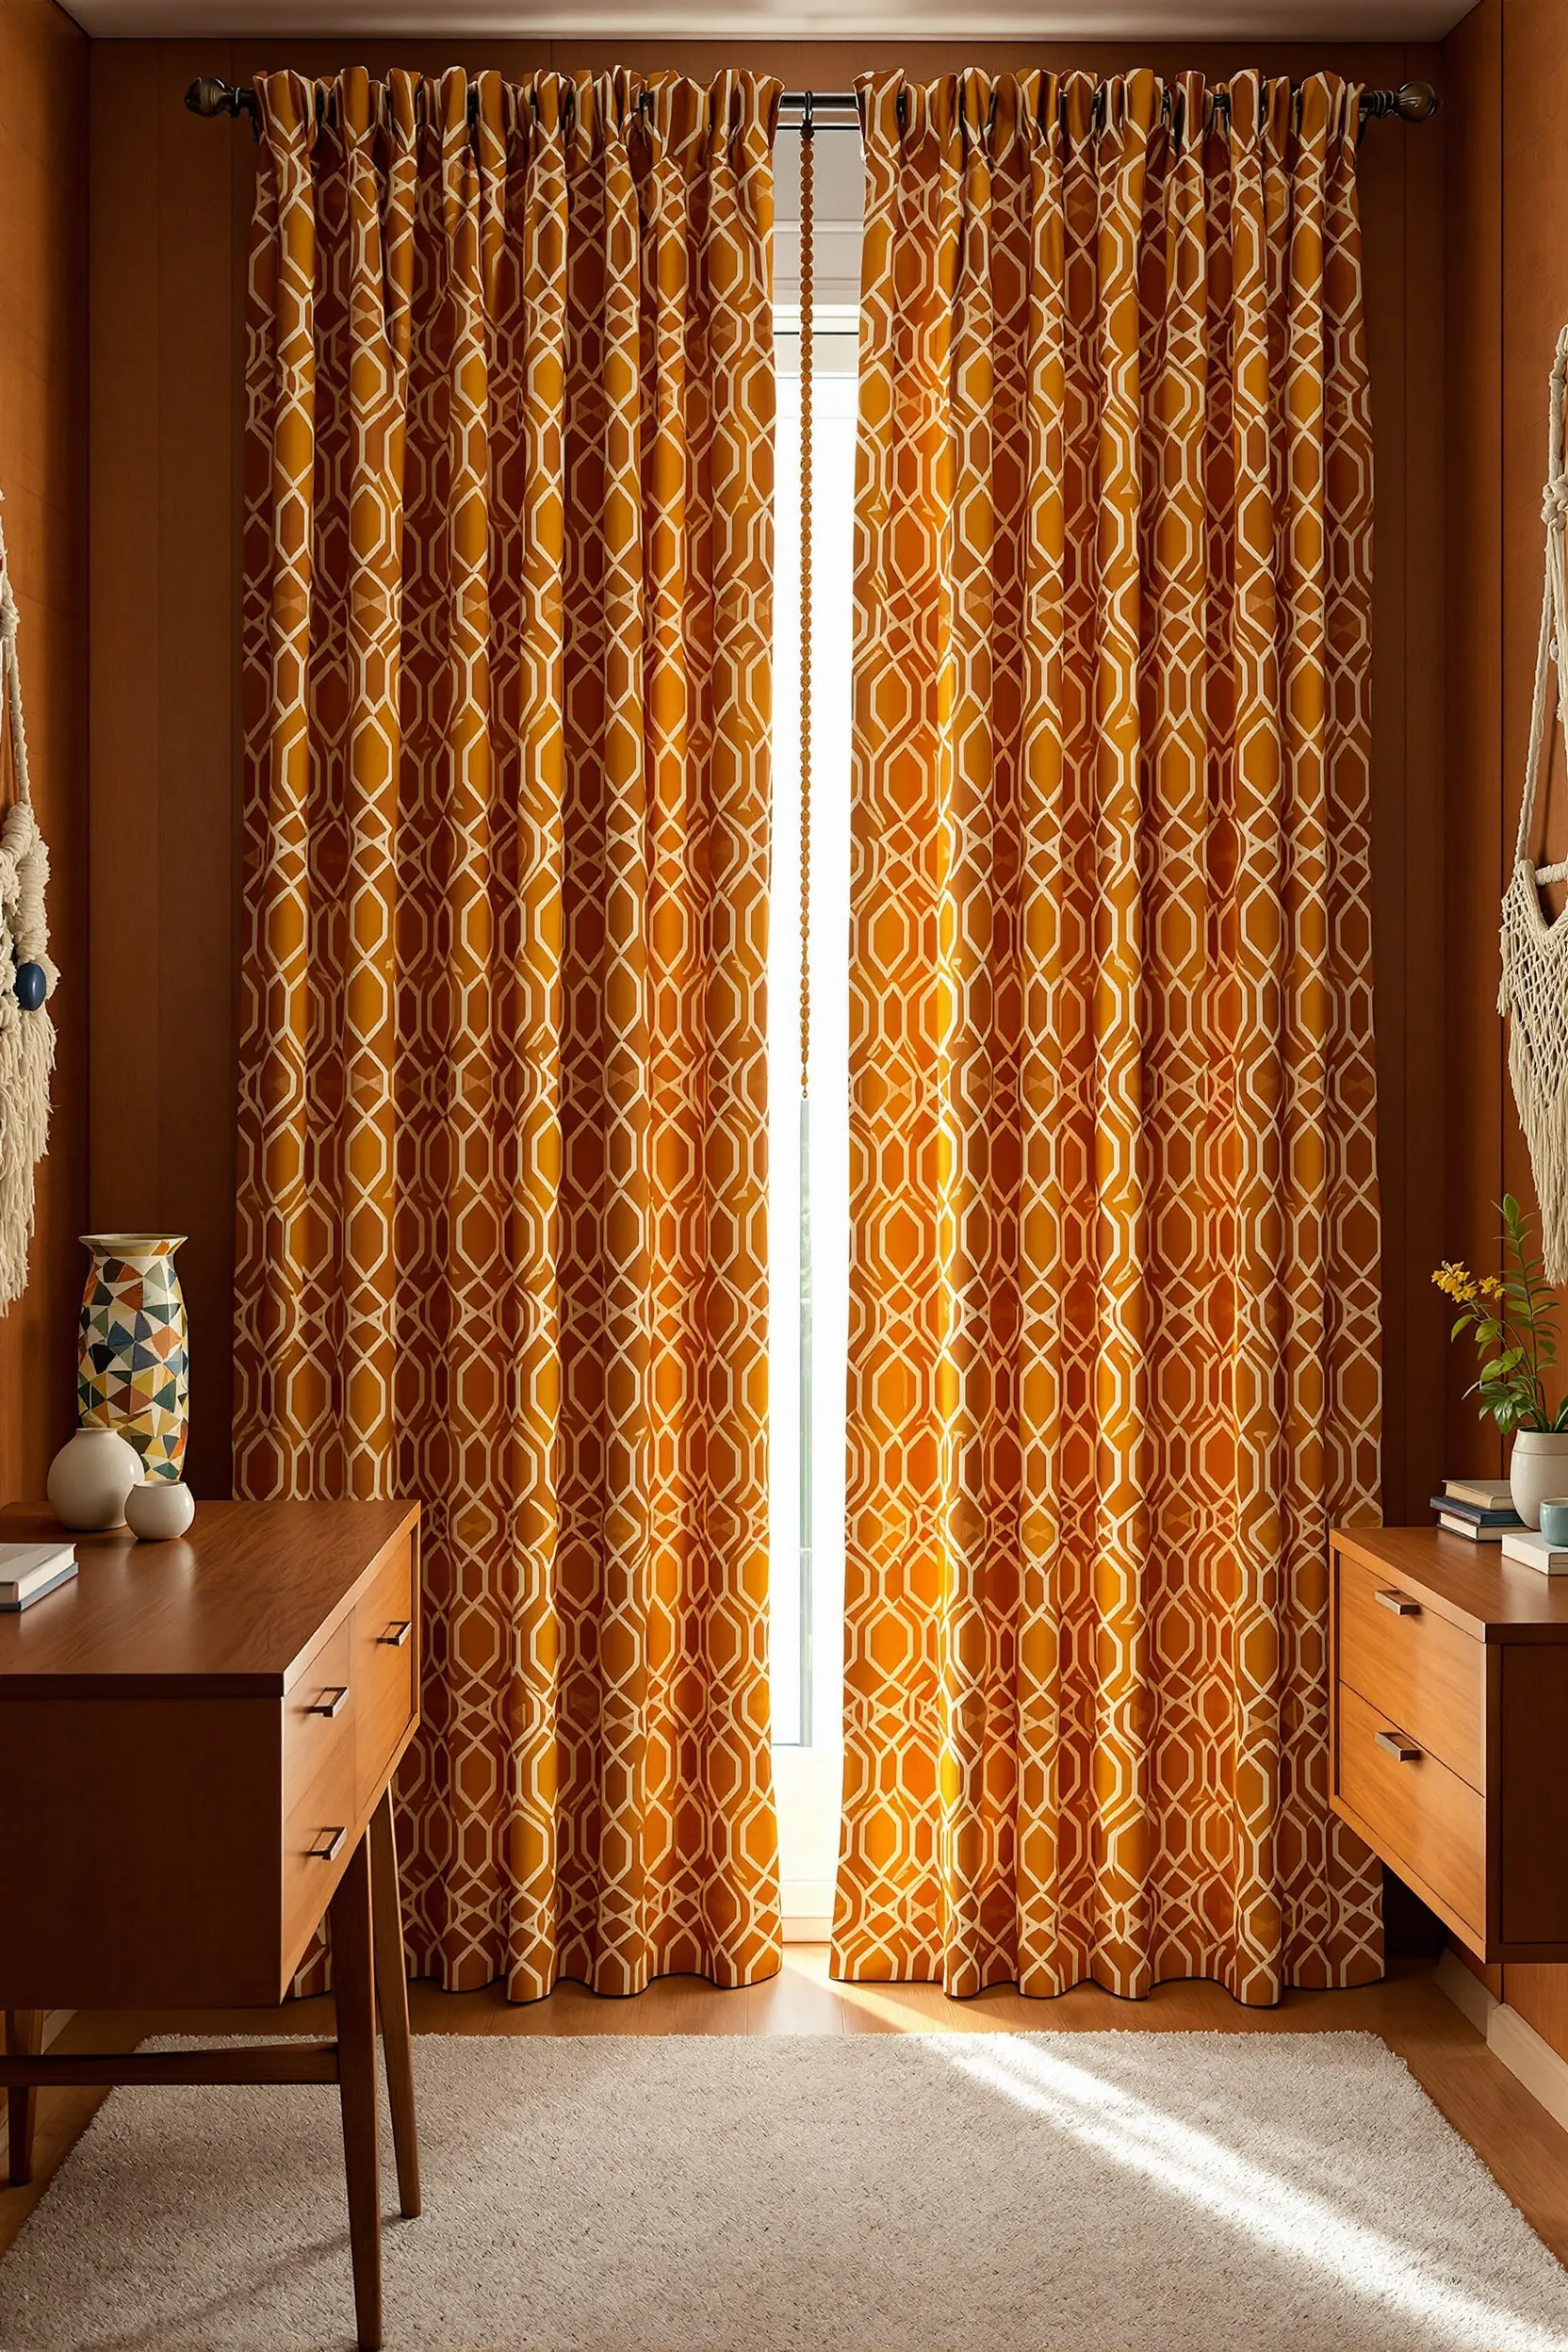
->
1479 1358 1513 1382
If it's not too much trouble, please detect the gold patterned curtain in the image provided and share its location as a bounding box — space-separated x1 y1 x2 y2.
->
236 66 784 2001
835 69 1383 2004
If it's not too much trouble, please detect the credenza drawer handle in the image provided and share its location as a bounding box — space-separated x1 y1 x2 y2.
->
379 1620 412 1649
308 1826 347 1863
306 1686 350 1719
1374 1588 1421 1617
1374 1727 1422 1762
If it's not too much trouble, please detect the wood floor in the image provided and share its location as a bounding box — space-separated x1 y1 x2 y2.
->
4 1948 1568 2276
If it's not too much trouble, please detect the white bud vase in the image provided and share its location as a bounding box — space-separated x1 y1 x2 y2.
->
47 1423 143 1531
125 1479 195 1542
1510 1429 1568 1529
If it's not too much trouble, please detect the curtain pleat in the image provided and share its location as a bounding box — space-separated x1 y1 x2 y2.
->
237 66 784 2001
834 69 1382 2004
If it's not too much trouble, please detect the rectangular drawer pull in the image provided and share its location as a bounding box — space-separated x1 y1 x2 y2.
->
307 1826 347 1863
1374 1727 1423 1762
1374 1588 1421 1617
378 1620 412 1649
306 1686 350 1719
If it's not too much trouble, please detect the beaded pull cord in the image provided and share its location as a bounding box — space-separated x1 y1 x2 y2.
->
796 105 816 1741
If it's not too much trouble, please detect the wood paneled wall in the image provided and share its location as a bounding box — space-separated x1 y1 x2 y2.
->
0 0 89 1503
85 32 1447 1517
1442 0 1568 2061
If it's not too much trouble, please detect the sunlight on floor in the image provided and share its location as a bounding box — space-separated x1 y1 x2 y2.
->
946 2034 1563 2352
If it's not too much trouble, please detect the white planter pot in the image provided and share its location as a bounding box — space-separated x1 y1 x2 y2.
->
125 1479 195 1542
46 1423 142 1531
1510 1429 1568 1529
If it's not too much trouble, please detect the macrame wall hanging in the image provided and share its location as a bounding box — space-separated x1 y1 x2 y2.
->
1502 325 1568 1283
0 493 57 1313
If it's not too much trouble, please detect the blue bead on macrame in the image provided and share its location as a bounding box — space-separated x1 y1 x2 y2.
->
13 962 45 1013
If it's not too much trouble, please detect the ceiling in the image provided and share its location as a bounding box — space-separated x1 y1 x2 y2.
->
68 0 1474 41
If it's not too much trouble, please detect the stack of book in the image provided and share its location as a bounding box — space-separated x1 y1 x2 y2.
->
1431 1478 1523 1542
0 1541 78 1612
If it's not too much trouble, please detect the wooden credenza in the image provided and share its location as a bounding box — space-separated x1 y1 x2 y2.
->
1331 1523 1568 1964
0 1498 422 2352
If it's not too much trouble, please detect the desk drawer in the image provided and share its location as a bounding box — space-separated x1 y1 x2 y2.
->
1336 1550 1486 1790
283 1619 354 1815
1336 1681 1486 1936
352 1539 415 1816
283 1727 357 1968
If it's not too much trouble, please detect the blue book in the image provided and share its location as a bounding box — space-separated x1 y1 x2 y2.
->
1429 1494 1522 1526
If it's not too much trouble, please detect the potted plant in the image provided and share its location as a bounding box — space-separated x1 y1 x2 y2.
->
1435 1196 1568 1527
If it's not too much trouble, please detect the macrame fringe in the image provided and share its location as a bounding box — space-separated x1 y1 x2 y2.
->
0 1002 52 1308
0 496 57 1315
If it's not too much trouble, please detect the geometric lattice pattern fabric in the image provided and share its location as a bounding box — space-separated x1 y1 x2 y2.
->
833 71 1384 2007
236 69 783 2001
77 1234 189 1481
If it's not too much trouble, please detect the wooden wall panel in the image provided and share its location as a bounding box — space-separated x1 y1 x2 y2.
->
85 35 1446 1531
1438 0 1568 2063
1442 0 1505 1484
0 0 89 1505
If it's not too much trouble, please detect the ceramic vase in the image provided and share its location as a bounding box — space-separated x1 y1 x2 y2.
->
46 1423 142 1530
1509 1429 1568 1529
125 1478 195 1542
77 1233 189 1482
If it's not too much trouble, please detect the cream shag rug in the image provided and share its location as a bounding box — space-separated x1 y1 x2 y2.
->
1 2030 1566 2351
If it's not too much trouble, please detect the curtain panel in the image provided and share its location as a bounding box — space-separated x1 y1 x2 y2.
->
236 66 784 2000
836 69 1383 2004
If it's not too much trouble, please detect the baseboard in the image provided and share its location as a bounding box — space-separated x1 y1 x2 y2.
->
1487 2000 1568 2137
781 1879 833 1944
1435 1946 1496 2035
1435 1947 1568 2136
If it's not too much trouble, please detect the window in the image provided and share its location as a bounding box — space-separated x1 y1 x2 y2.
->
768 125 862 1927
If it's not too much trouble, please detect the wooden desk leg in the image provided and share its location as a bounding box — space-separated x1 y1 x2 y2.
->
330 1835 382 2352
5 2011 41 2186
368 1787 421 2218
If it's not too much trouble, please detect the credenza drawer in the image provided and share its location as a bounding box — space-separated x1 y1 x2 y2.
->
1336 1681 1486 1936
283 1727 358 1969
1336 1551 1486 1789
352 1538 416 1817
284 1617 354 1814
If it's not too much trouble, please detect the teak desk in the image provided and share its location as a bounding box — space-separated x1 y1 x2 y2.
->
0 1497 422 2352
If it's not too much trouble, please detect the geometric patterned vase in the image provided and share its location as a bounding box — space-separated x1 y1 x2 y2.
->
76 1233 188 1481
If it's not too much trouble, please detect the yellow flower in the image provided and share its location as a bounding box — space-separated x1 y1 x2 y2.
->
1478 1275 1504 1298
1432 1260 1479 1303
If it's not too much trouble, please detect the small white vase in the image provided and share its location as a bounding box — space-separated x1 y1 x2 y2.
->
47 1423 143 1531
125 1479 195 1543
1510 1429 1568 1529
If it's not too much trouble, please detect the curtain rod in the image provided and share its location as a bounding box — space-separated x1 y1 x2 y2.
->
184 74 1440 132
